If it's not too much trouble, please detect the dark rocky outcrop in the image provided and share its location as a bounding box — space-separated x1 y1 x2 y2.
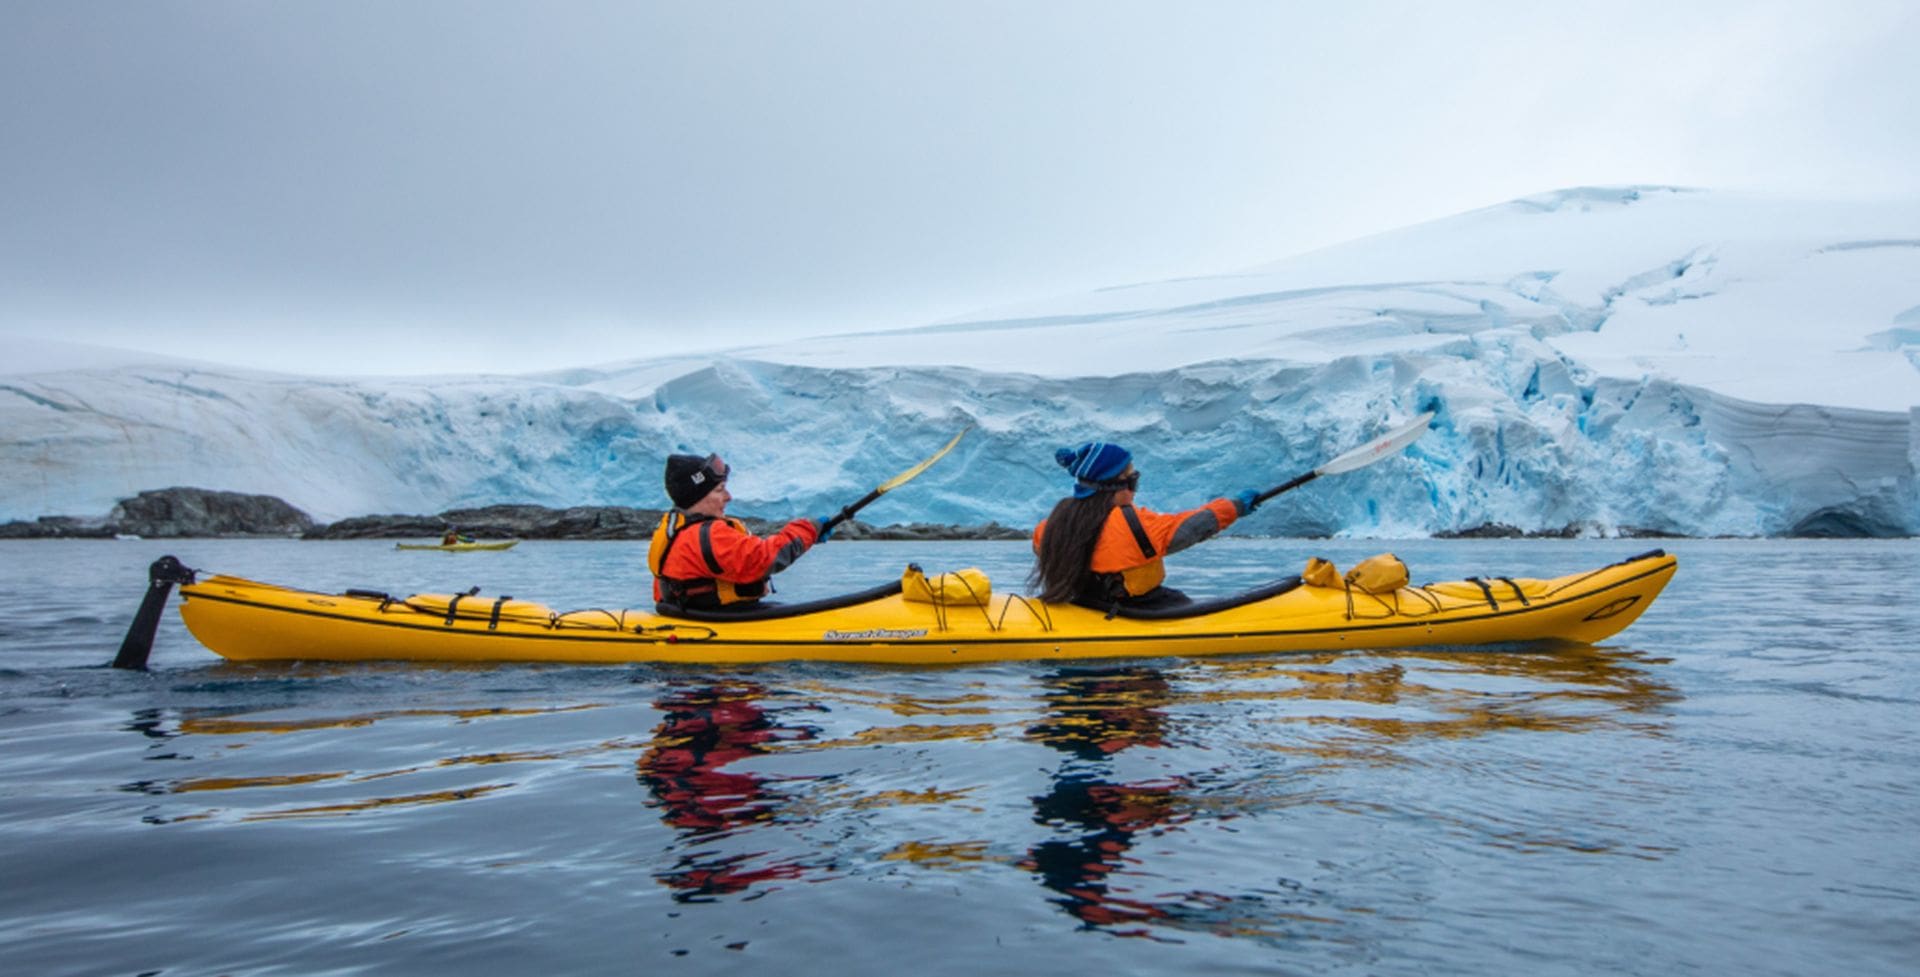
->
109 487 317 538
2 487 1033 540
1434 522 1686 540
311 504 667 541
832 520 1030 541
1433 523 1531 539
305 504 1032 541
0 515 115 539
3 488 313 538
35 486 1881 541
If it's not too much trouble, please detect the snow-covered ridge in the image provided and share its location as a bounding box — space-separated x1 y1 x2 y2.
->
4 187 1917 536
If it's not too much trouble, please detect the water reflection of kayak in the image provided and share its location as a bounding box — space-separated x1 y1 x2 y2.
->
169 550 1676 666
393 540 521 552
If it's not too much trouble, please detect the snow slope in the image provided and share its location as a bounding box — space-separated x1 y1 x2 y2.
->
4 187 1917 536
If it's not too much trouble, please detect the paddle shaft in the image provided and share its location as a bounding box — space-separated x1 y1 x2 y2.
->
817 427 971 534
1252 471 1318 507
820 489 882 534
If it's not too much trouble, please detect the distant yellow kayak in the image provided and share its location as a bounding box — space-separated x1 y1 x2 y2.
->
394 540 521 552
176 550 1676 666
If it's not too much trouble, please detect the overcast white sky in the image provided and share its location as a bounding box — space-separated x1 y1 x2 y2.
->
3 0 1917 375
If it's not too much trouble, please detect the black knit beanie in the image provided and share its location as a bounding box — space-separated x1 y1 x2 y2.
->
664 454 724 509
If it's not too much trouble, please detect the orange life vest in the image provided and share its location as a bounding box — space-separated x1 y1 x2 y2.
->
1089 504 1167 599
648 512 769 607
1034 504 1168 602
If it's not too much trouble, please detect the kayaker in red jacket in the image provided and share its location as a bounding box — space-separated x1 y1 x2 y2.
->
649 452 830 611
1029 442 1259 609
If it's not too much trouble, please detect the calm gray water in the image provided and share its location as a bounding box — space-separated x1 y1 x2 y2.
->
1 538 1916 977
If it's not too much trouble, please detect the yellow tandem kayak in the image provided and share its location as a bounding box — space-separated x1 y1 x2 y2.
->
173 550 1676 666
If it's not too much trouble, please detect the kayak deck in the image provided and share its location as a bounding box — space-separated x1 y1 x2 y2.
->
176 550 1677 666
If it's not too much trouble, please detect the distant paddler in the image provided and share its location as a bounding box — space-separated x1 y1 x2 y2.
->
395 536 518 551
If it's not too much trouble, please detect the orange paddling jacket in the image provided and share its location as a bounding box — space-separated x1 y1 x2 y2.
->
1033 498 1241 601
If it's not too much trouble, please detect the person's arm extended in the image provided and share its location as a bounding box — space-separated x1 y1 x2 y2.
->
1136 499 1240 557
708 518 821 581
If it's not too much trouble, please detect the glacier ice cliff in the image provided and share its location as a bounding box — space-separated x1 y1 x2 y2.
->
4 187 1917 537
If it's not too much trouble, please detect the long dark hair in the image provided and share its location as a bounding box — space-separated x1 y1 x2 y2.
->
1028 492 1120 603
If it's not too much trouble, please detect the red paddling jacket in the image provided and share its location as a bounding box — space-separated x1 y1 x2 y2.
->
649 512 820 609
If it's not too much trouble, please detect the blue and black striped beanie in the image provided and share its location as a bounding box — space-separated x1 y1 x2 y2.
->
1056 442 1133 498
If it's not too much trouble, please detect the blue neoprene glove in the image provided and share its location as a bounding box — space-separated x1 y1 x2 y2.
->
1235 490 1261 515
813 517 837 542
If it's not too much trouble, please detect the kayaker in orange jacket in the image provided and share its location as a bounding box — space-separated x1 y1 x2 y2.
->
649 452 831 611
1029 442 1259 609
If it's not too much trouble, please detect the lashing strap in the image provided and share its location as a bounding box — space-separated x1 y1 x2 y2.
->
348 588 398 612
1495 576 1530 606
1466 577 1499 611
444 586 481 625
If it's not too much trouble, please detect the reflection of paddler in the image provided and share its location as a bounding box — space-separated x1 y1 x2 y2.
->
1027 775 1189 931
1025 666 1173 762
636 684 820 901
1023 667 1193 932
654 851 808 901
637 684 811 834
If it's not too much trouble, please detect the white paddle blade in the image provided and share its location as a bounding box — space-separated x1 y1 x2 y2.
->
877 426 971 493
1316 411 1435 476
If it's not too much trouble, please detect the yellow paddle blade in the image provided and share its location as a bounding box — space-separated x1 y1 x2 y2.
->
877 427 971 493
